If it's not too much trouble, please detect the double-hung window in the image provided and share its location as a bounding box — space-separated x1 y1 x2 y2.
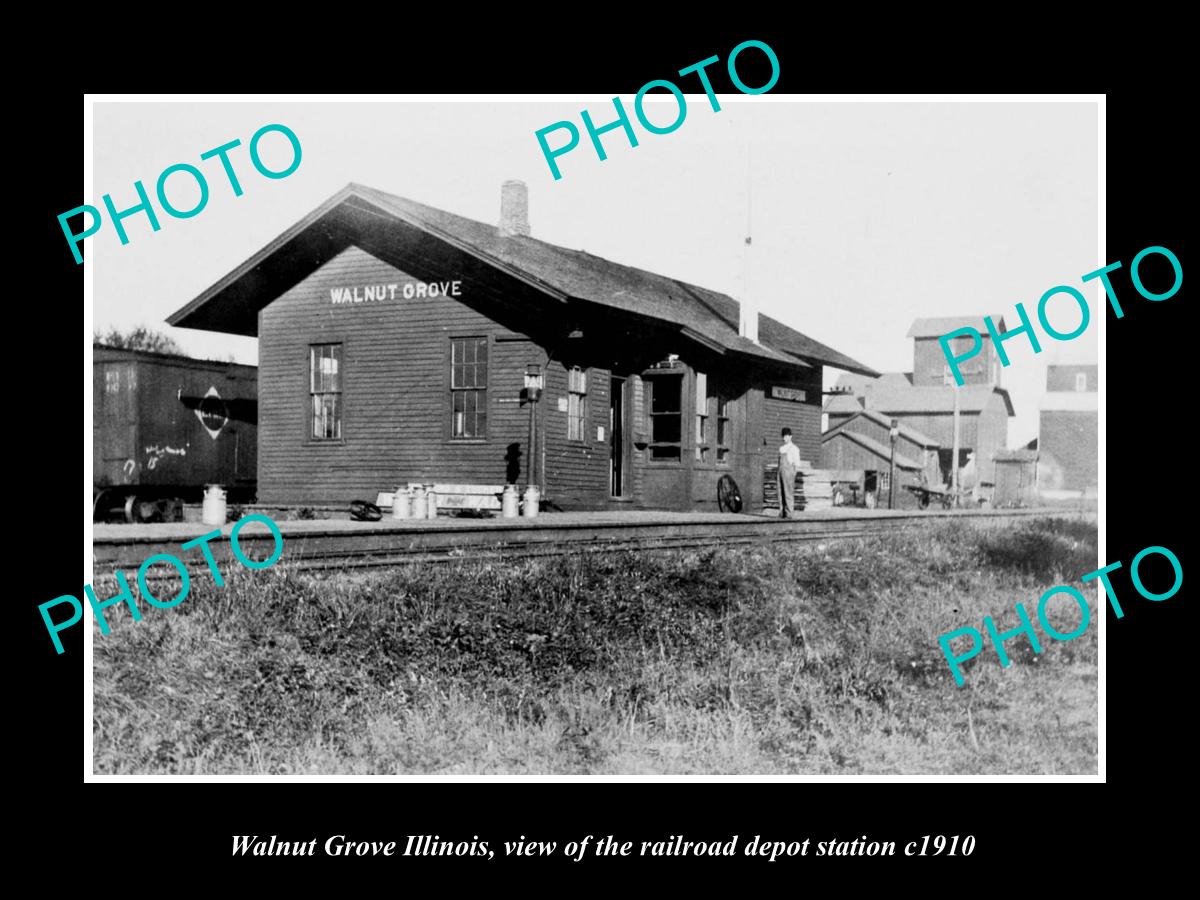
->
451 337 488 438
716 390 731 463
310 343 342 440
567 366 588 441
647 372 683 461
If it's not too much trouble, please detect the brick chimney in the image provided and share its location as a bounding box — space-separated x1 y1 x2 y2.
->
499 180 530 237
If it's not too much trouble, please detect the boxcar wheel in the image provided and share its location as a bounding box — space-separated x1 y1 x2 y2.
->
717 474 743 513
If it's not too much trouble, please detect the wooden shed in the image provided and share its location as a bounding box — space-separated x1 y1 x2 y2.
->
820 410 940 509
167 182 874 512
993 449 1040 507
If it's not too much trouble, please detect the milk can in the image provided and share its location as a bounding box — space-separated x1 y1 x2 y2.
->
201 484 227 526
521 485 540 518
406 486 424 519
425 485 439 519
391 487 411 519
501 484 520 519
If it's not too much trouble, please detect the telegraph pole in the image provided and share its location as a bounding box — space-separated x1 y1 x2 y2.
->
945 367 961 508
889 418 899 510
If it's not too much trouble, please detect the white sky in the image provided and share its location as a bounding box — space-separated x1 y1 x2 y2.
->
92 99 1099 447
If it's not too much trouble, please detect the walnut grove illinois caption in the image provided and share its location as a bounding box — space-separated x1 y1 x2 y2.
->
234 833 975 861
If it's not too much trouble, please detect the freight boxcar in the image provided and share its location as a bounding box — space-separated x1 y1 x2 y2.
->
93 344 257 521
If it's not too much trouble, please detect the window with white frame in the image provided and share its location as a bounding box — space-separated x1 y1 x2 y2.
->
310 343 342 440
450 337 488 438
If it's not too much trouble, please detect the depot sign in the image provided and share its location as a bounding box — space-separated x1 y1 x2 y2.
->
329 280 464 304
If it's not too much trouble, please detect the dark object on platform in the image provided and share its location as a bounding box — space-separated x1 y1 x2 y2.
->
717 474 743 513
350 500 383 521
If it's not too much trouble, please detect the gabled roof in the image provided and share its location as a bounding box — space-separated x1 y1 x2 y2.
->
867 381 1015 416
821 429 923 470
168 183 876 376
823 393 863 415
833 370 876 395
857 410 941 447
824 409 941 448
907 316 1006 339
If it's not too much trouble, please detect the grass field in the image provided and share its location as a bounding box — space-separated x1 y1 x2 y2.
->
93 517 1098 775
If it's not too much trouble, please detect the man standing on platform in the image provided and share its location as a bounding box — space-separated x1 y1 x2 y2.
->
778 427 801 519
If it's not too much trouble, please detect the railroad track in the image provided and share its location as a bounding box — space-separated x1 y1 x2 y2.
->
93 507 1095 573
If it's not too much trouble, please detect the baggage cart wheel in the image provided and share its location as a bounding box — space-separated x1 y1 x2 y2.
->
717 474 743 513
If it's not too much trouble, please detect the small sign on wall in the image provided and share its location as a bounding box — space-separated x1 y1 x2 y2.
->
597 425 605 442
771 386 807 402
557 397 569 412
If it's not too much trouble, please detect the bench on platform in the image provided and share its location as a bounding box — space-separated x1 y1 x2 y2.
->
376 483 506 514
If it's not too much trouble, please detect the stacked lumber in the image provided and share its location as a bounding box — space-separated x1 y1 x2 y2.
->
762 462 826 512
798 462 833 511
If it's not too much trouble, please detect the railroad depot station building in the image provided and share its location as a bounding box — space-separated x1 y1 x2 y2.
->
168 182 874 512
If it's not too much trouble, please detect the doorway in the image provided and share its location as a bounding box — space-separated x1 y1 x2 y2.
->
610 376 626 497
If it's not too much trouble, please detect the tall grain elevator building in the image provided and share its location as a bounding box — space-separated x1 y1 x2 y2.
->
824 316 1014 485
168 182 874 512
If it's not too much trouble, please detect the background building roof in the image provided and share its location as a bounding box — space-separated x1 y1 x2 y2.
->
821 429 923 470
867 381 1015 416
824 409 941 448
907 316 1007 339
823 393 864 415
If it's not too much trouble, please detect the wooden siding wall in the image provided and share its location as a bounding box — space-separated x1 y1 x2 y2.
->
541 355 611 509
258 246 611 506
1039 410 1098 491
822 416 941 484
912 335 999 387
819 433 926 509
760 365 823 463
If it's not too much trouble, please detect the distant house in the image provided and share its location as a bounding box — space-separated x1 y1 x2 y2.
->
1039 362 1097 494
825 316 1014 484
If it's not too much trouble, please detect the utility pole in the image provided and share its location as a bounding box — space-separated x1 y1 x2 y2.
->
889 418 899 510
945 366 961 508
951 378 961 507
